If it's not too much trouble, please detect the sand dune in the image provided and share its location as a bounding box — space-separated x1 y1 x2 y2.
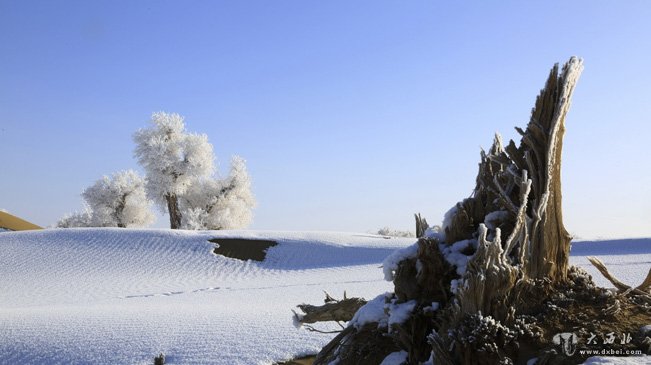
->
0 211 42 231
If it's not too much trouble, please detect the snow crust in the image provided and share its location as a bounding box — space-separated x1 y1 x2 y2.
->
1 229 649 364
0 229 413 364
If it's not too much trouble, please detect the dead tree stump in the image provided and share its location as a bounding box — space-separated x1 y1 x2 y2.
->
305 58 651 364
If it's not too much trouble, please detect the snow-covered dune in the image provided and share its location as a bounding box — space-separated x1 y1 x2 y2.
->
0 229 413 365
0 229 648 364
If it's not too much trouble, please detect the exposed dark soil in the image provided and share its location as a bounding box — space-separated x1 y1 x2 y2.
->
537 268 651 364
209 238 277 261
275 355 315 365
508 267 651 364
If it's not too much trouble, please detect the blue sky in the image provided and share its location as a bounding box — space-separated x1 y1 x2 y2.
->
1 1 650 239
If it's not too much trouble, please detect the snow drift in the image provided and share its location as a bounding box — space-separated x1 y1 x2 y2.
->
0 229 648 364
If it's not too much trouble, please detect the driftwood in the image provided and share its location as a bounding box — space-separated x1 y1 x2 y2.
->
294 293 366 325
587 256 651 295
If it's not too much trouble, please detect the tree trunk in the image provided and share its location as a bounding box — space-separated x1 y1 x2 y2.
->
166 193 182 229
295 297 366 325
304 58 647 364
521 60 581 281
115 194 127 228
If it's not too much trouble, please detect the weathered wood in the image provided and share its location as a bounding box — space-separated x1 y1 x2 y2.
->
637 268 651 292
415 213 429 238
165 193 182 229
295 297 366 324
524 58 583 281
588 256 651 297
303 59 651 365
453 225 519 320
313 325 398 365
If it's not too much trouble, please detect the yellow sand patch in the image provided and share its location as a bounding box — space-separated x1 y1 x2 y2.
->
0 211 42 231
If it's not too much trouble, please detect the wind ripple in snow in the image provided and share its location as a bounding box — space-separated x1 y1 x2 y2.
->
0 228 414 364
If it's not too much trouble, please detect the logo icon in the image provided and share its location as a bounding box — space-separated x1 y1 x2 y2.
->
553 332 578 356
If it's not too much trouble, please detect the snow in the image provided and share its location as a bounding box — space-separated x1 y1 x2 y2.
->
380 350 408 365
0 229 413 364
382 242 418 281
1 229 649 364
583 356 649 364
349 295 416 332
423 302 440 313
387 299 417 329
350 293 390 330
440 239 476 276
441 205 458 234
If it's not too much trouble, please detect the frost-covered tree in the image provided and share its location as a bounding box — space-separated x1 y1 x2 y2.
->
133 112 214 229
181 156 255 230
56 208 93 228
56 170 154 228
376 227 415 238
82 170 155 228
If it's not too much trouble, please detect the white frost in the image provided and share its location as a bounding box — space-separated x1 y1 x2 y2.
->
82 170 155 228
180 156 256 230
484 210 509 230
133 112 215 209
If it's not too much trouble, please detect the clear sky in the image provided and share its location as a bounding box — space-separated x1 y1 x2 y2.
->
1 1 650 239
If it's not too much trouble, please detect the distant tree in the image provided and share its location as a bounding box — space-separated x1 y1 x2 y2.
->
376 227 415 238
56 208 93 228
181 156 255 230
82 170 155 228
133 112 214 229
